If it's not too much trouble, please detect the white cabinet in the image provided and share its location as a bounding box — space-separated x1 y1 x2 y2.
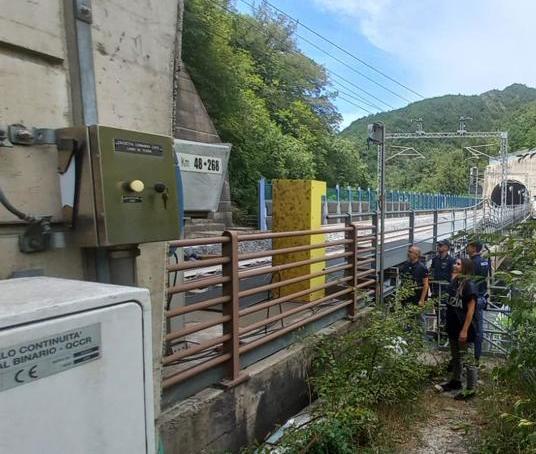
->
0 277 155 454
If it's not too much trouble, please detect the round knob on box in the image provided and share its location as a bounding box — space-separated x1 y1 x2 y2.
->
154 182 167 193
128 180 145 193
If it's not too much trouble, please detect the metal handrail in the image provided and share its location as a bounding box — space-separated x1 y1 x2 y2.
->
163 201 530 398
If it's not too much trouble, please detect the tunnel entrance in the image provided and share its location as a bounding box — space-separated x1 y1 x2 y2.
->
491 180 528 205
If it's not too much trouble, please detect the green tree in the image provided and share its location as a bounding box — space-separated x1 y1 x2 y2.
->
342 83 536 195
182 0 368 213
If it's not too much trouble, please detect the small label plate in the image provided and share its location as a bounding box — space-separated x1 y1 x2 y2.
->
179 153 222 174
0 324 101 392
122 195 143 204
114 138 163 157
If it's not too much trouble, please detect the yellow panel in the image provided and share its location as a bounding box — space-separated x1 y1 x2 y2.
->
272 180 327 302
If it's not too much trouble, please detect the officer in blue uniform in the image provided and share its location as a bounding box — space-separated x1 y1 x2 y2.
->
400 245 429 307
430 239 455 302
466 240 490 362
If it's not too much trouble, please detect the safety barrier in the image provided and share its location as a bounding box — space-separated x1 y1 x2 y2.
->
163 201 530 402
258 177 481 231
163 215 377 400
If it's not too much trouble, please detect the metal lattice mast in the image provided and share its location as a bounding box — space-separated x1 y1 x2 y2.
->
500 132 508 223
385 120 510 223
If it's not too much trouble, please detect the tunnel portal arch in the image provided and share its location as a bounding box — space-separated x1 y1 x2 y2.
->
490 180 528 205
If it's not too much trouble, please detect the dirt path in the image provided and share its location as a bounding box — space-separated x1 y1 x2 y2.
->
401 388 481 454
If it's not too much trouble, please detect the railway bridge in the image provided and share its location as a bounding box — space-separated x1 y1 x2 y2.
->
161 179 530 451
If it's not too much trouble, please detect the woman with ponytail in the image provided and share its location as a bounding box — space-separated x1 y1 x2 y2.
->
436 257 480 397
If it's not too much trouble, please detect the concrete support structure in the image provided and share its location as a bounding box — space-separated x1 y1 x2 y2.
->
0 0 181 422
160 317 364 454
484 150 536 203
272 180 327 302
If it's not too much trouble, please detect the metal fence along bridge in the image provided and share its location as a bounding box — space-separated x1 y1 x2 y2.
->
162 195 530 404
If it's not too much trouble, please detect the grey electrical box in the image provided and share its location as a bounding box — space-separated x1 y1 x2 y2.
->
56 125 180 246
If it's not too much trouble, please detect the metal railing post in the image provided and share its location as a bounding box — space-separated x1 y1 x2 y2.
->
473 200 478 233
336 184 341 216
433 210 438 250
358 187 363 213
258 177 267 231
322 195 328 225
372 212 380 305
409 210 415 245
346 215 359 319
451 209 456 236
221 231 248 387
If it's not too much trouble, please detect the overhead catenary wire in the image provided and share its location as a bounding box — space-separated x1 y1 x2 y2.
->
329 70 393 110
337 95 373 115
238 0 415 104
252 0 425 100
333 84 381 111
199 0 388 112
293 30 412 104
331 79 384 110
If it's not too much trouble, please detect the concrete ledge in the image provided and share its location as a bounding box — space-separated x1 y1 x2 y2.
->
159 311 371 454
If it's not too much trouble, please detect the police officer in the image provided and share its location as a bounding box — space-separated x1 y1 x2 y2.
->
466 240 491 362
400 245 429 307
430 239 455 301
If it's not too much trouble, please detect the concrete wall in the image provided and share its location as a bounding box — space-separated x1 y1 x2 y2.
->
0 0 180 419
160 317 365 454
484 153 536 200
0 0 82 277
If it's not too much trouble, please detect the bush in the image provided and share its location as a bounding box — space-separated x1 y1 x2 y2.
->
477 221 536 453
266 302 430 453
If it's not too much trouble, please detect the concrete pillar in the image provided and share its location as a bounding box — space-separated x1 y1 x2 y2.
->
272 180 326 302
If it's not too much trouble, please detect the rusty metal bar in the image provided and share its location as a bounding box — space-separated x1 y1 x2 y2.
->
162 353 232 389
356 246 376 254
355 268 376 279
165 315 231 342
167 275 230 295
239 239 351 261
239 263 352 298
221 230 242 384
240 287 354 335
356 257 375 267
239 276 353 317
355 278 376 289
238 226 350 241
167 256 230 272
350 234 376 241
169 237 229 247
240 300 353 354
165 295 230 319
346 221 358 318
238 251 352 279
355 225 376 231
162 334 231 365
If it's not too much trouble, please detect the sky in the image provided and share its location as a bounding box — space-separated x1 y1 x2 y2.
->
236 0 536 129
